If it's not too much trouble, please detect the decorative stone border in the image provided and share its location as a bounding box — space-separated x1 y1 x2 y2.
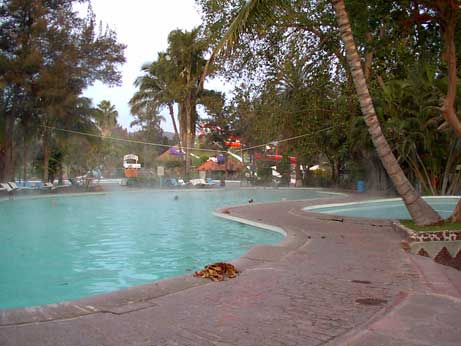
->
394 221 461 270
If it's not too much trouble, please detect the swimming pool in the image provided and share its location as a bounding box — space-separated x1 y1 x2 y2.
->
304 196 460 219
0 188 333 309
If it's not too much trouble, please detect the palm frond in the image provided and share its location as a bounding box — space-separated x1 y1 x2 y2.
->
199 0 279 92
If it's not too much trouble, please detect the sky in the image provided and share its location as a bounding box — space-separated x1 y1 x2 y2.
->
80 0 232 133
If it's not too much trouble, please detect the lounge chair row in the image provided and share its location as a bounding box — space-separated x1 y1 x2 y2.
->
0 182 56 193
164 178 216 188
189 178 215 188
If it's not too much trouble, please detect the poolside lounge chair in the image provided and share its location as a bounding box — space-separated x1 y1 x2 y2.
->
41 182 56 191
0 183 13 192
1 183 15 196
177 178 188 186
8 182 23 191
190 178 214 188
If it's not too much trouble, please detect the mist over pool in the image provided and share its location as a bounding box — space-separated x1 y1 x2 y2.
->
0 188 332 309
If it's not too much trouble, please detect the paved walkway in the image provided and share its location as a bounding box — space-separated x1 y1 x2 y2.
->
1 196 461 345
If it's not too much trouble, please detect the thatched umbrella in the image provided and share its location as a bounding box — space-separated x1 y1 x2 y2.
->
196 160 225 171
156 148 184 162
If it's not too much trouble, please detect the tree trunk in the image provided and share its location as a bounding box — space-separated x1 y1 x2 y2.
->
184 95 193 178
23 132 29 183
452 199 461 223
0 111 15 182
295 160 303 187
168 102 181 147
440 6 461 138
43 126 49 182
58 162 64 185
439 5 461 221
333 0 442 226
364 32 373 81
177 102 186 176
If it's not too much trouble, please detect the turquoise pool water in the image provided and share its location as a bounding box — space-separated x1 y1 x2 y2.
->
304 196 460 219
0 188 332 309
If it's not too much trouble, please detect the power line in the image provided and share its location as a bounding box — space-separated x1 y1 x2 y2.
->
43 125 225 154
44 124 336 156
241 126 334 152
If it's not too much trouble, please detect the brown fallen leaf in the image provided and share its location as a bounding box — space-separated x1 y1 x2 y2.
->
194 262 239 281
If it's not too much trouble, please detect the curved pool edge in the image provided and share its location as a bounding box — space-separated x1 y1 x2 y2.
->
303 195 461 212
0 204 308 327
302 196 461 224
213 207 309 252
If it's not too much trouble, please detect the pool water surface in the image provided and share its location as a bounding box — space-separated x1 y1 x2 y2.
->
304 196 459 219
0 188 333 309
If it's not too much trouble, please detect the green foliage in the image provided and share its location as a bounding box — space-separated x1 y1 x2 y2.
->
277 155 291 186
400 220 461 232
94 100 119 133
165 161 183 169
255 160 273 184
0 0 126 180
374 62 461 195
127 176 158 187
197 0 460 196
199 155 210 164
130 28 222 177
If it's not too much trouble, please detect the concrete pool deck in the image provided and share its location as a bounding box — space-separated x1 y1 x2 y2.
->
1 193 461 345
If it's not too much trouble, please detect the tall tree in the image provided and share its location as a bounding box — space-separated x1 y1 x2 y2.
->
0 0 125 182
94 100 118 135
131 29 220 176
332 0 441 225
405 0 461 221
198 0 443 225
130 57 180 145
167 29 209 175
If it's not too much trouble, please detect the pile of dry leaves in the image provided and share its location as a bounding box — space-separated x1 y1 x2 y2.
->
194 262 239 281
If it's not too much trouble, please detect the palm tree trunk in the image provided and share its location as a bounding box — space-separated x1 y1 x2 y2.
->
184 95 193 178
23 132 29 183
333 0 442 226
177 102 187 177
168 103 181 147
43 126 49 182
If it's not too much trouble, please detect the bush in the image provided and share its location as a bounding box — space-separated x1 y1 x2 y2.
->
127 176 158 187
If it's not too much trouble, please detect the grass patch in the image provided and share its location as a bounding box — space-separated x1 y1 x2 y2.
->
400 220 461 232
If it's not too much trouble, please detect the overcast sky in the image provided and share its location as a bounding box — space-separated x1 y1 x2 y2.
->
80 0 231 133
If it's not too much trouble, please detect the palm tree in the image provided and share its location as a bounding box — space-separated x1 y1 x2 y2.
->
130 56 181 146
167 29 209 175
201 0 442 226
94 100 118 136
132 29 218 176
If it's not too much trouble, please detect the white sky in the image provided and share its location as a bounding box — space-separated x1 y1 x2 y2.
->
81 0 232 133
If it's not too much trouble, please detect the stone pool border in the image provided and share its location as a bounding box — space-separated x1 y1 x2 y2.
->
0 197 312 327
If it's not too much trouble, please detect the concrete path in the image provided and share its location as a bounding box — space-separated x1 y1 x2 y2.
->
1 196 460 345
